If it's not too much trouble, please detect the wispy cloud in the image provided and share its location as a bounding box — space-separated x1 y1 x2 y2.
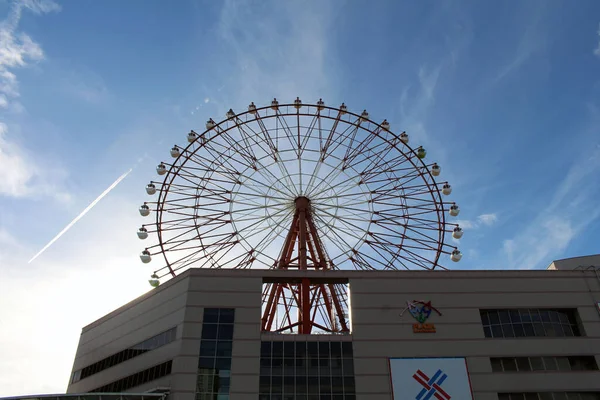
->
0 0 60 109
0 123 70 201
454 213 498 230
493 4 547 83
215 0 337 106
501 127 600 269
477 213 498 226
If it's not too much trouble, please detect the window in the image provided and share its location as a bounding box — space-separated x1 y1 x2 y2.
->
259 340 356 399
491 356 598 372
196 308 235 400
72 327 177 383
90 360 172 392
481 309 580 338
498 393 600 400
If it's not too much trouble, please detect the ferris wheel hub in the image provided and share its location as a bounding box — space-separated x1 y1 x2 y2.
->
294 196 310 211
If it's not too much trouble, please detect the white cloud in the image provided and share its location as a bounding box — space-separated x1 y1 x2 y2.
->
0 123 70 201
501 132 600 269
477 213 498 226
0 0 59 108
454 213 498 230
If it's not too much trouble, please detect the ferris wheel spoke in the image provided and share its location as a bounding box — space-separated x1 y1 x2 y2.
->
274 111 301 159
144 99 460 305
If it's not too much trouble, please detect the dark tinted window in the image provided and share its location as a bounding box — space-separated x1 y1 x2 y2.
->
481 309 580 338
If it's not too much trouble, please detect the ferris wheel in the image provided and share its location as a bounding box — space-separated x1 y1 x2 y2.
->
137 98 463 333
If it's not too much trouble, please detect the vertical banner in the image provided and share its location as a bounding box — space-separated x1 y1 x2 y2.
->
389 357 474 400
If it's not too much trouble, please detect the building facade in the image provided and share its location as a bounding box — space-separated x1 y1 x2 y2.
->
67 256 600 400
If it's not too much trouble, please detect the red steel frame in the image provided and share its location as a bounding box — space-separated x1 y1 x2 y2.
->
261 196 349 333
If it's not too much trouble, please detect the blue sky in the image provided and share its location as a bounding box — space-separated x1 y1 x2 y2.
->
1 0 600 395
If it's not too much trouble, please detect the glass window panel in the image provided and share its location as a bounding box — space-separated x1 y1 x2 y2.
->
296 357 308 374
198 357 215 369
483 326 492 338
341 342 353 357
491 358 503 372
502 358 518 372
551 323 565 337
520 310 532 322
481 310 490 325
583 356 599 370
516 357 531 371
553 393 568 400
216 395 229 400
271 376 283 394
219 308 235 324
523 324 535 336
219 369 230 378
543 357 558 371
503 324 516 337
217 324 234 340
539 393 554 400
524 394 539 400
203 308 219 323
342 358 354 376
272 358 284 376
201 324 218 340
530 309 542 322
533 323 546 337
217 341 232 357
320 375 332 394
543 323 558 337
498 395 511 400
283 342 295 358
562 324 574 337
558 310 572 323
514 324 526 337
261 341 272 357
499 310 511 323
284 358 295 375
284 376 294 393
308 377 319 394
530 357 544 371
488 310 500 324
556 357 571 371
491 325 504 338
509 310 522 323
540 310 551 322
319 342 330 358
332 377 344 394
343 377 355 393
273 342 284 357
331 358 343 376
296 376 307 393
200 340 217 357
215 357 232 370
509 394 525 400
330 342 342 357
296 341 307 358
566 393 581 400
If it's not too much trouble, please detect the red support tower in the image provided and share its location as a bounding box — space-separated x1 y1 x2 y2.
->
261 197 349 333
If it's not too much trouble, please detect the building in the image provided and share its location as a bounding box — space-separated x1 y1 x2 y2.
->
65 255 600 400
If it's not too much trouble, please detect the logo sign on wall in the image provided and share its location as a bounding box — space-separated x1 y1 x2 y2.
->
389 357 474 400
400 300 442 333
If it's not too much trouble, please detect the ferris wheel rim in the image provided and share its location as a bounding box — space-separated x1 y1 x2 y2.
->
141 100 461 279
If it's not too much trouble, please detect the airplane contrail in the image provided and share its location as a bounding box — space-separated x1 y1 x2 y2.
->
28 168 133 264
